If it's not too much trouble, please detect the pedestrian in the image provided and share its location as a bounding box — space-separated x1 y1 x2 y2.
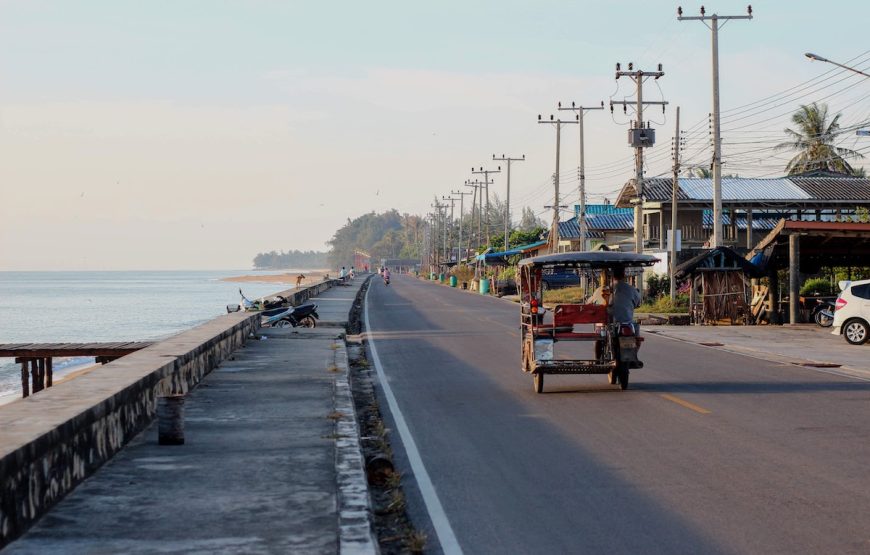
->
339 266 347 280
350 266 355 279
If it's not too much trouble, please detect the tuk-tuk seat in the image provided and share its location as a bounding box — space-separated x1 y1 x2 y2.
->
542 304 608 341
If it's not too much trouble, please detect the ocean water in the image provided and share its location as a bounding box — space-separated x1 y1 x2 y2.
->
0 270 300 403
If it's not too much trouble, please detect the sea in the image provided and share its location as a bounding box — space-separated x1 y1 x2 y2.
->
0 270 303 404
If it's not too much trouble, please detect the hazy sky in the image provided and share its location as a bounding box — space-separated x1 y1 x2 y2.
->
2 0 869 270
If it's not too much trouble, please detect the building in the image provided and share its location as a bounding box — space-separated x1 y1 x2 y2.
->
611 172 870 251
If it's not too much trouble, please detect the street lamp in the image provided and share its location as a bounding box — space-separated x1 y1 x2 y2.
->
805 52 870 78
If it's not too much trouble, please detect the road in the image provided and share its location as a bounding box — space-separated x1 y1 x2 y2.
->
365 274 870 554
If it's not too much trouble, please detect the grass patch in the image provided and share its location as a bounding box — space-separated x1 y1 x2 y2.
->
637 296 689 314
542 285 587 304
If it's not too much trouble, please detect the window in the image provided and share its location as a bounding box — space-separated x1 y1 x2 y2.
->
851 284 870 300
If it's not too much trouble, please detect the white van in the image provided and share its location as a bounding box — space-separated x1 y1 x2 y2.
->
831 279 870 345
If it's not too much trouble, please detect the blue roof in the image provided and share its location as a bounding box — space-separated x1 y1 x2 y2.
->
475 240 547 261
575 204 634 218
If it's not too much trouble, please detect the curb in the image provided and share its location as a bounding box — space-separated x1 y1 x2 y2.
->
333 337 379 555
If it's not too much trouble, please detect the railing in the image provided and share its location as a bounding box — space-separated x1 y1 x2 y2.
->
646 225 741 244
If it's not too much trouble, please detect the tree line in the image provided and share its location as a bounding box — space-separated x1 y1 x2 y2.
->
252 249 330 269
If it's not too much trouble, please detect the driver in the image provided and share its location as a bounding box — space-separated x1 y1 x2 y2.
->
587 266 641 323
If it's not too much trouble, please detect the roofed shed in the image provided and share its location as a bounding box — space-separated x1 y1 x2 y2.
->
675 247 763 325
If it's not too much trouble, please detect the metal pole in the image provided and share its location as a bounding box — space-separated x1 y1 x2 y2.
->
670 106 681 302
711 15 723 247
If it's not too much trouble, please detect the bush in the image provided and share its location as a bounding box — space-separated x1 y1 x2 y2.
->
800 277 833 296
451 264 475 283
645 273 669 300
638 294 689 314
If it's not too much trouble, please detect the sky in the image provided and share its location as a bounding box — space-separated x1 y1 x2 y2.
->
2 0 869 270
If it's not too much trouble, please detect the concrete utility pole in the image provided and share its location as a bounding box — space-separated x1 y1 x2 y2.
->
671 106 681 302
611 63 667 257
431 201 447 269
471 166 501 249
464 180 481 256
679 5 753 247
558 101 604 251
492 154 525 251
442 195 459 262
451 189 472 263
538 113 578 253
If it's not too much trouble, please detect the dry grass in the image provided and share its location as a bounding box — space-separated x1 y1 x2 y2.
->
326 411 345 421
542 285 587 305
327 364 341 373
405 530 428 553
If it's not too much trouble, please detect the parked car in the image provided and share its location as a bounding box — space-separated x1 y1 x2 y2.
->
831 279 870 345
541 269 581 290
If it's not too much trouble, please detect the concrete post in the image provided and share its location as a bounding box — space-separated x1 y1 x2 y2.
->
789 234 800 324
768 268 780 325
158 395 186 445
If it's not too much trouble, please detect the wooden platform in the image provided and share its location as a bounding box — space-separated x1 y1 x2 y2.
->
1 342 153 398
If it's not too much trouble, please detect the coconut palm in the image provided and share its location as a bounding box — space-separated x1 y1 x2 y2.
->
776 102 864 175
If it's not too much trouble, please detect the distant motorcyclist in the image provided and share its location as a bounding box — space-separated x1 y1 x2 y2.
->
383 268 391 285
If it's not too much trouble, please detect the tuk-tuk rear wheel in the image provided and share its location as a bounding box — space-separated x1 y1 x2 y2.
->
533 372 544 394
618 367 630 390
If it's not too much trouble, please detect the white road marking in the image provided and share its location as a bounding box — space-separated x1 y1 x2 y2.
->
364 282 464 555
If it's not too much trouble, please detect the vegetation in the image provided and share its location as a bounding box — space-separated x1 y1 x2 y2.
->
327 210 424 269
450 264 475 283
800 277 834 297
637 294 689 314
253 249 329 269
776 102 864 175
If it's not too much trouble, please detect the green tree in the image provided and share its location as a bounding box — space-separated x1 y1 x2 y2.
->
776 102 864 175
518 206 545 231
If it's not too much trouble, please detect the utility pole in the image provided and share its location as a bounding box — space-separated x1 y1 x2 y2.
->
679 5 753 247
538 113 578 253
466 179 490 253
464 180 480 256
558 101 604 251
452 189 472 263
670 106 681 302
492 154 525 251
611 63 667 257
431 202 446 270
471 166 501 249
442 195 459 262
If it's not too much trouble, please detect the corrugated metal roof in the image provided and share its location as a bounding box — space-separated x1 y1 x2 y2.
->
679 178 811 200
582 204 634 216
789 177 870 201
557 219 604 239
638 179 691 202
587 212 634 230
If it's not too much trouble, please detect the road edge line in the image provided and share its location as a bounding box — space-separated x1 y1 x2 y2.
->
363 282 464 555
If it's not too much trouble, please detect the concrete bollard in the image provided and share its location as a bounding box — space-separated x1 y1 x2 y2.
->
157 394 185 445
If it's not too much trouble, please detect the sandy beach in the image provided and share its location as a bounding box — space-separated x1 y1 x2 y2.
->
221 270 331 286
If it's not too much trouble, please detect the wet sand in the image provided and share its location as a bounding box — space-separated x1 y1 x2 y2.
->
221 270 331 286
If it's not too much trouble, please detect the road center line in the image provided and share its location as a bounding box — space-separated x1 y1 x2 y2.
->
364 281 464 555
660 393 711 415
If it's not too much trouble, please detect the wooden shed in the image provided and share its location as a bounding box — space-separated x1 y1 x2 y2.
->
675 247 764 325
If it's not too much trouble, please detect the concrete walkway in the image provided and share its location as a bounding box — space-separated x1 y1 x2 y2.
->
649 324 870 379
6 276 374 555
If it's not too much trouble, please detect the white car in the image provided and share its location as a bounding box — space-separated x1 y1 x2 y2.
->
831 279 870 345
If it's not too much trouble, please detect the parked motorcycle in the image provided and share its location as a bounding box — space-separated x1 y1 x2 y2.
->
263 302 319 328
239 288 289 311
813 300 835 327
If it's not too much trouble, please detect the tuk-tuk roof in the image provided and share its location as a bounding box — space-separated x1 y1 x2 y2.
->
518 251 660 269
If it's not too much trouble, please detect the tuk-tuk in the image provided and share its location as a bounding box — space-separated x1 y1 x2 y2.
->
518 251 659 393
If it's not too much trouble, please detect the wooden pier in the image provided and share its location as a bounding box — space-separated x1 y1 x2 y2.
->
0 342 153 397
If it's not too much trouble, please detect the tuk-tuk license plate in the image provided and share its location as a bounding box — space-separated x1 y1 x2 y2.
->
618 337 637 350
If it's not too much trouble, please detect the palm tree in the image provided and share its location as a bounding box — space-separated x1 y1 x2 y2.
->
776 102 864 175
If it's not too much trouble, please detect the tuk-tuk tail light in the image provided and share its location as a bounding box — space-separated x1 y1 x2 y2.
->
530 298 539 314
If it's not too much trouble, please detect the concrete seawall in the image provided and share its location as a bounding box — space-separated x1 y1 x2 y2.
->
0 279 340 548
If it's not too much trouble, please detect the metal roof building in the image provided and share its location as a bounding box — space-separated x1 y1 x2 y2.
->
616 176 870 209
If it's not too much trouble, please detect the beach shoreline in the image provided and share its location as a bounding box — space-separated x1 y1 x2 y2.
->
221 270 331 286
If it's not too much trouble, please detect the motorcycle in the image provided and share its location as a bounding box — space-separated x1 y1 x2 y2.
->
813 300 835 327
262 302 319 328
384 276 390 286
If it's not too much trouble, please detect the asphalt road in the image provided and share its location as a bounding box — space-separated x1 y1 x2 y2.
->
365 274 870 555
